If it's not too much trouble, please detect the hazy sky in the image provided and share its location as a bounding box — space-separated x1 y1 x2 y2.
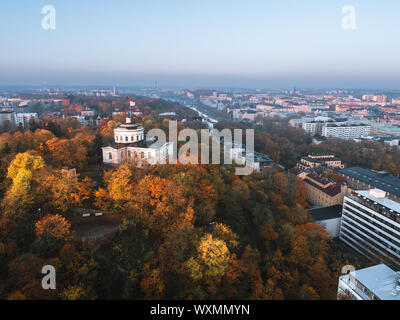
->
0 0 399 88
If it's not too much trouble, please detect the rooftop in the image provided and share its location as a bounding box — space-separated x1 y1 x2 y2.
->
305 173 343 197
354 189 400 214
347 264 400 300
302 155 340 162
305 179 343 197
116 123 143 130
340 167 400 197
309 205 342 221
306 172 331 186
289 167 304 176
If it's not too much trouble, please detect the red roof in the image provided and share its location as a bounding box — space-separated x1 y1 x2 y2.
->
289 167 304 175
306 172 331 186
305 177 342 197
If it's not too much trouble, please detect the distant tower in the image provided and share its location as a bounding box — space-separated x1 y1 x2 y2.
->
155 80 158 90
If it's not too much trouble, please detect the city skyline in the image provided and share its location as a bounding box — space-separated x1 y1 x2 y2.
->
2 1 400 306
1 0 400 88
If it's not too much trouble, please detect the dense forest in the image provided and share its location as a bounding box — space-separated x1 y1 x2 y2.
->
0 97 389 299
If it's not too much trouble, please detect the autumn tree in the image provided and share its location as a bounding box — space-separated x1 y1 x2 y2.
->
44 137 88 170
94 163 135 212
184 234 230 298
34 168 94 214
1 153 44 220
33 214 71 258
35 214 71 240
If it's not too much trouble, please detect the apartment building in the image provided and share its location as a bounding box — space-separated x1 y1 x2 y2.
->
302 121 325 135
339 189 400 268
15 113 38 127
322 124 371 139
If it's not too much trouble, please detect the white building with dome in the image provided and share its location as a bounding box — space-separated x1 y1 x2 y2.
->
102 118 174 165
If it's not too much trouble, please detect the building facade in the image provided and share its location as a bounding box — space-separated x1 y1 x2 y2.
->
102 118 174 165
297 154 344 171
303 172 347 207
0 110 15 125
15 113 38 127
309 205 342 237
322 124 371 139
339 189 400 268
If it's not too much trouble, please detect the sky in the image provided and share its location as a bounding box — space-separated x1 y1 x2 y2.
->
0 0 400 89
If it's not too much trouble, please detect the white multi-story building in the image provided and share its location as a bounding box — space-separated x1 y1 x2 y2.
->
15 113 38 127
0 110 15 124
339 189 400 268
322 124 371 139
338 264 400 300
289 117 343 136
102 118 174 165
362 94 387 104
302 122 321 135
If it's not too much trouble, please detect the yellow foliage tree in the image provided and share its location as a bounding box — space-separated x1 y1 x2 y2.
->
186 234 230 281
7 152 45 181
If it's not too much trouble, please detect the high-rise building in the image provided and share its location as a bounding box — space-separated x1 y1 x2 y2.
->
339 189 400 268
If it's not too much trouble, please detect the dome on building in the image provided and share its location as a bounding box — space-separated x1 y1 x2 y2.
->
114 118 144 144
